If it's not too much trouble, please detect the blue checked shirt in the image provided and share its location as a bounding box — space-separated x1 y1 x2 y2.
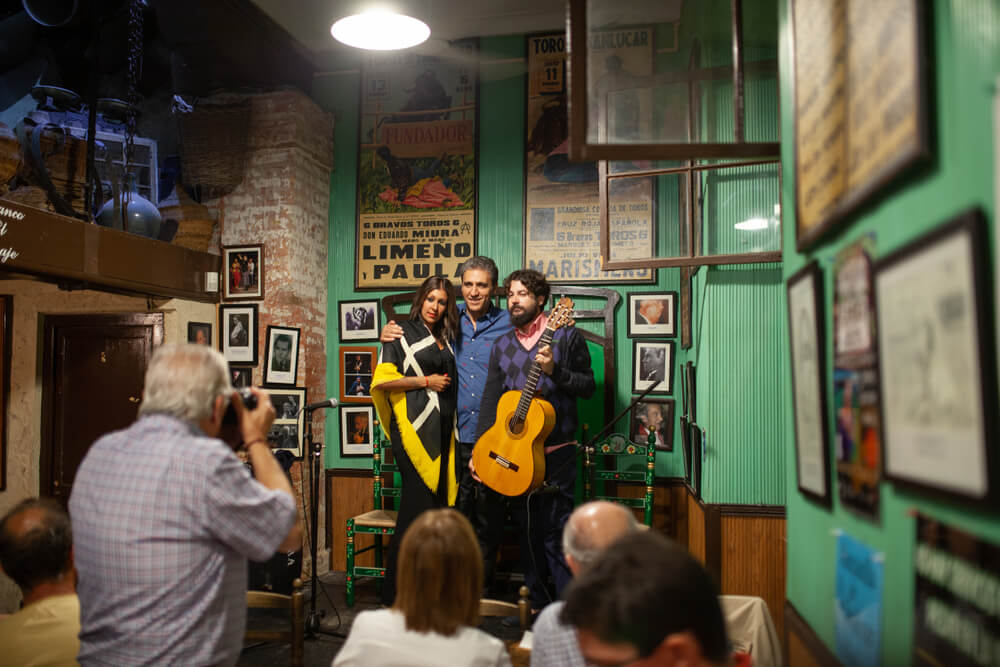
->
455 302 512 443
69 414 297 666
531 601 585 667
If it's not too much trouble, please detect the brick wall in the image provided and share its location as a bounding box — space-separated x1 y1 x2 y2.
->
213 89 334 574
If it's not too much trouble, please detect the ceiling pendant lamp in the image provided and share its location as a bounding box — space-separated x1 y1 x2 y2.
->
331 9 430 50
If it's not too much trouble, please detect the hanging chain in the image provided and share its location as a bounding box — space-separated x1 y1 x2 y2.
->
124 0 143 183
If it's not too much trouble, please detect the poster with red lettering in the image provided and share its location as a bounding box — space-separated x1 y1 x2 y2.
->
524 32 655 284
355 41 478 289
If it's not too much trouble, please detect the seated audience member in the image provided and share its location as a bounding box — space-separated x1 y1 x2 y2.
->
531 501 637 667
0 497 80 667
333 509 511 667
560 531 729 667
69 343 302 666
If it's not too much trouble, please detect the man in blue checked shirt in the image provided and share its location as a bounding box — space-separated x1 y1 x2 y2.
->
382 256 512 585
69 344 302 666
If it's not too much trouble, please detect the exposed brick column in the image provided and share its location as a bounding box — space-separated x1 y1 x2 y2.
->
214 90 333 575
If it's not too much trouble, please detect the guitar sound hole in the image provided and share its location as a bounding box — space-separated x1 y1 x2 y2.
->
507 417 525 436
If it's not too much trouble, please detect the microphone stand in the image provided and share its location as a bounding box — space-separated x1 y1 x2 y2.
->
302 407 344 639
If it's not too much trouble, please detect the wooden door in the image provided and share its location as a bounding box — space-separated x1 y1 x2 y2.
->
41 313 164 505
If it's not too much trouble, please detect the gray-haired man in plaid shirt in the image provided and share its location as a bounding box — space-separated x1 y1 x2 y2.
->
69 344 303 666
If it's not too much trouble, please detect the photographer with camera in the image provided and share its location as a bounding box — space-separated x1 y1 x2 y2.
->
69 344 303 666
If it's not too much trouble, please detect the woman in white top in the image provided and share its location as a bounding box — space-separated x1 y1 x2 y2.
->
332 509 511 667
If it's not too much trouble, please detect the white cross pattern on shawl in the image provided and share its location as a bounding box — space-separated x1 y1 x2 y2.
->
399 334 441 432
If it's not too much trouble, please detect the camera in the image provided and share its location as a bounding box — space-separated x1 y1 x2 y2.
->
222 387 257 425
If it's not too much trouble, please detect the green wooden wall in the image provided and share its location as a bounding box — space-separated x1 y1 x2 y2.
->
313 24 788 511
778 0 1000 660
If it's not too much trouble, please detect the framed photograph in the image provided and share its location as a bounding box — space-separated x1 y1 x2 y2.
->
786 260 832 507
229 364 253 389
340 405 375 457
874 209 997 505
628 292 677 337
261 386 305 458
630 399 674 452
339 299 380 342
187 321 212 346
263 325 301 386
219 304 258 365
339 346 377 404
222 244 264 301
631 340 674 395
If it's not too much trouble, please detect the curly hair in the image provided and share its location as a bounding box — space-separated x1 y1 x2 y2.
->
503 269 550 308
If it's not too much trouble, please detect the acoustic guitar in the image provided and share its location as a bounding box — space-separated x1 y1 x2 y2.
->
471 297 575 497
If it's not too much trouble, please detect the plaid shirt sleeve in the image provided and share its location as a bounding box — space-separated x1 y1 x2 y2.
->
202 451 297 562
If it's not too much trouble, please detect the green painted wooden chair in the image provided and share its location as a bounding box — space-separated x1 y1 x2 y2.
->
582 423 656 527
345 421 399 607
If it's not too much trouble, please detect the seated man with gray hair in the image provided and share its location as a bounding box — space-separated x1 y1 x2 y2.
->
531 501 637 667
70 343 303 666
0 497 80 666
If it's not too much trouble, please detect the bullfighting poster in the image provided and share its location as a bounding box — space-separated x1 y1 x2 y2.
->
524 32 655 284
356 41 478 289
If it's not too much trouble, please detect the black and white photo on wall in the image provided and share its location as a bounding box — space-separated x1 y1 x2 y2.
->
229 364 253 389
632 340 674 395
874 209 998 505
787 260 832 507
264 325 301 387
340 405 375 457
627 291 677 337
222 244 265 301
219 304 258 365
630 399 675 451
339 299 381 342
187 321 212 346
261 386 305 458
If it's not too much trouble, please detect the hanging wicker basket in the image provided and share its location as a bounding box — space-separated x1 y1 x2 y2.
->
159 183 217 252
178 101 251 199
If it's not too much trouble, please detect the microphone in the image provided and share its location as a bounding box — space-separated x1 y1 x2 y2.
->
304 397 338 412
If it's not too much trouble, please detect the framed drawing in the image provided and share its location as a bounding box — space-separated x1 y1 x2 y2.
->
219 304 258 365
630 398 674 452
261 386 305 458
792 0 928 249
355 41 478 289
263 325 300 387
874 209 997 504
340 346 377 404
339 299 380 342
340 405 375 457
787 260 832 507
187 321 212 346
631 340 674 395
229 364 253 389
222 244 264 301
628 291 677 337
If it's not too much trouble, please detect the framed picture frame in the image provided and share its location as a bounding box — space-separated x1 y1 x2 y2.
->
631 340 674 395
340 405 375 457
187 321 212 346
338 299 380 342
627 291 677 337
222 244 264 301
219 304 258 365
630 398 674 452
786 260 832 507
340 346 377 404
229 364 253 389
263 325 301 387
874 209 997 505
261 386 305 458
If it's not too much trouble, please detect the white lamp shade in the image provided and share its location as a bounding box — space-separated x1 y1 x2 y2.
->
331 11 431 50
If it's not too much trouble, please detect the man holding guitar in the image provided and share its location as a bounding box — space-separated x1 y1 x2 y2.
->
472 269 595 612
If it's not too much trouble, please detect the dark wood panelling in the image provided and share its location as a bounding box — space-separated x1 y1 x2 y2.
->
721 514 787 641
785 601 842 667
688 495 707 563
325 469 382 572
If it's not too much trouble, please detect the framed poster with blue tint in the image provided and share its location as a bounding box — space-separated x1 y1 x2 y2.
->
355 41 478 289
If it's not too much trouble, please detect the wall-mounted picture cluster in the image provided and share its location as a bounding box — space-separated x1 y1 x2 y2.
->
786 208 997 511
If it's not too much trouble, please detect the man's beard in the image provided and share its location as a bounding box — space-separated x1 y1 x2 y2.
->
510 301 540 328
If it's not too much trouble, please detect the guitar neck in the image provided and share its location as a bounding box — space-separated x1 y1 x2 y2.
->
513 327 557 420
